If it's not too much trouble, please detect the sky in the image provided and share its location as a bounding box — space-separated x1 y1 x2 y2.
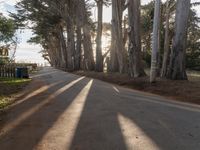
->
0 0 200 64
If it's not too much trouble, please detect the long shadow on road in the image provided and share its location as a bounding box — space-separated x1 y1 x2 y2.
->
0 71 80 133
70 79 200 150
0 73 91 150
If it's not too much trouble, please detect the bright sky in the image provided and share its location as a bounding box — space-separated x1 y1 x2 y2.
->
0 0 200 64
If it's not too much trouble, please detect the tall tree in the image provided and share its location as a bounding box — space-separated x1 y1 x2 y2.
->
161 0 176 78
167 0 191 80
110 0 127 73
150 0 161 83
161 0 170 77
128 0 146 77
95 0 104 72
80 0 95 71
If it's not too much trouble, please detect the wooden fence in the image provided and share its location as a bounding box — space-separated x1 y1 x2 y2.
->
0 65 16 78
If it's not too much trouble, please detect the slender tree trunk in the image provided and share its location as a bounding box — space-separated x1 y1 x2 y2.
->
161 0 170 78
66 23 75 70
64 1 76 71
83 25 95 70
150 0 161 83
156 15 162 77
58 26 67 68
81 0 95 71
95 0 103 72
123 16 128 47
128 0 146 77
46 45 55 67
110 0 127 73
74 0 82 70
49 37 62 68
167 0 190 80
74 26 82 70
110 0 119 72
110 18 119 72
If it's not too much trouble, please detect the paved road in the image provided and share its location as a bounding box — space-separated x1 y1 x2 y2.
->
0 67 200 150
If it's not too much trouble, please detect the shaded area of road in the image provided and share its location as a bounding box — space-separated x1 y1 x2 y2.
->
0 67 200 150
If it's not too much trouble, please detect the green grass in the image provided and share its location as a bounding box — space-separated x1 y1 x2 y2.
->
0 77 31 109
0 77 31 85
0 96 11 109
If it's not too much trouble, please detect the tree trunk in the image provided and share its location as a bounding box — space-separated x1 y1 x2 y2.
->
74 0 82 70
161 0 170 78
63 1 76 71
74 26 82 70
110 0 127 73
48 36 62 68
110 22 119 72
167 0 190 80
66 23 75 70
78 0 95 71
128 0 146 77
95 0 103 72
150 0 161 83
58 26 67 68
83 25 95 70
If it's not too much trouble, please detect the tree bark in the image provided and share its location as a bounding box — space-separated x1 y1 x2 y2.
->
48 36 62 68
58 26 67 68
167 0 191 80
81 0 95 71
161 0 170 78
74 0 83 70
150 0 161 83
95 0 104 72
65 2 75 71
110 0 127 73
128 0 146 77
74 26 82 70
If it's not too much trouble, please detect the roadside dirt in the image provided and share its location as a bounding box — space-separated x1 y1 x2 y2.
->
0 78 45 128
73 71 200 105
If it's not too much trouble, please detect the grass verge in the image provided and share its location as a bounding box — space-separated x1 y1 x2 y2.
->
0 78 31 109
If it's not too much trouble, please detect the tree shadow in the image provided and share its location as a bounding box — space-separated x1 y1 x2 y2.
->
0 73 81 130
0 74 91 150
117 89 200 150
69 79 200 150
69 80 128 150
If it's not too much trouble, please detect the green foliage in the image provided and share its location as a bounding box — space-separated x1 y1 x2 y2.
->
186 8 200 70
0 16 16 43
0 77 31 109
141 1 154 66
0 57 9 65
0 15 17 65
27 35 43 44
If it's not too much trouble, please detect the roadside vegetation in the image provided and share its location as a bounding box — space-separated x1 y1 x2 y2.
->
0 78 31 109
74 70 200 105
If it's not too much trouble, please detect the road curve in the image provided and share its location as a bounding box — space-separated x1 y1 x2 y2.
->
0 67 200 150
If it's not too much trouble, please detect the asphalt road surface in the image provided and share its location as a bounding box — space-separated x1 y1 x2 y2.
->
0 67 200 150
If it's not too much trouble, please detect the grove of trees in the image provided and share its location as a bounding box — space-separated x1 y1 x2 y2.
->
11 0 200 82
